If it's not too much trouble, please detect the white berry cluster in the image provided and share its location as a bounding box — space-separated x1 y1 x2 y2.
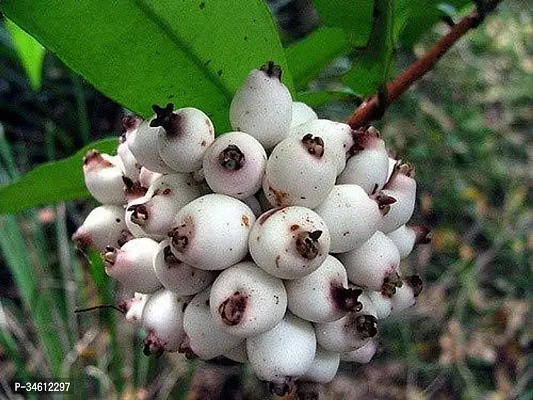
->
73 62 430 396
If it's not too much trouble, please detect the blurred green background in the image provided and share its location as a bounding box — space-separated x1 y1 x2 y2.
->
0 0 530 399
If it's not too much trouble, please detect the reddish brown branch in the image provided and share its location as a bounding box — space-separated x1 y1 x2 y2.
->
346 2 503 129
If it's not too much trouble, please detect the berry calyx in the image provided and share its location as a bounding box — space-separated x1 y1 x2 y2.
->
295 230 323 260
259 61 282 80
219 145 245 170
219 291 248 326
301 134 324 158
150 103 174 131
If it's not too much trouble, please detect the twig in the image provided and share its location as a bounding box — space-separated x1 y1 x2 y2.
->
74 305 124 314
346 1 503 129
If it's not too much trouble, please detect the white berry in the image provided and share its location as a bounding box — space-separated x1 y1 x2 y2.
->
141 289 188 355
120 292 149 325
314 310 377 353
181 287 243 360
290 119 353 175
168 194 255 270
290 101 318 129
340 339 378 363
249 206 330 279
263 135 336 208
127 110 176 174
314 184 388 253
337 127 389 194
156 105 215 173
83 150 126 204
72 205 130 252
300 347 340 384
246 313 316 396
209 261 287 337
203 132 267 199
285 255 363 322
387 225 431 258
104 238 161 293
126 173 202 239
379 163 417 233
338 231 402 295
153 240 215 296
229 62 292 150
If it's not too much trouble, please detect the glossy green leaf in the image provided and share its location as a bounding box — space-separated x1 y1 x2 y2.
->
342 0 395 96
395 1 472 48
0 0 290 130
312 0 374 39
295 89 359 107
4 18 45 90
286 27 351 90
0 138 118 214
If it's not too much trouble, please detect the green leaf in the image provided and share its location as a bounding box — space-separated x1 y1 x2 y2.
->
286 27 351 90
4 18 45 90
295 89 358 107
312 0 374 40
0 0 290 130
0 138 118 214
342 0 395 96
395 1 472 48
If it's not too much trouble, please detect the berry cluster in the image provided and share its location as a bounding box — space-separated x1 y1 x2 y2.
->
73 62 430 396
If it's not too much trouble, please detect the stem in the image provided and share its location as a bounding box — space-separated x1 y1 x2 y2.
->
346 1 503 129
71 74 91 145
74 305 125 314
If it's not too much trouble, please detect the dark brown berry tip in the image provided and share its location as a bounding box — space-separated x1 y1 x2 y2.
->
219 291 248 326
387 148 401 160
295 230 322 260
121 113 142 132
381 271 403 297
373 192 397 216
83 149 112 169
103 246 118 267
178 335 198 359
267 377 295 397
168 224 191 253
301 133 325 158
349 126 382 154
150 103 174 131
219 145 245 170
118 299 131 313
117 230 133 247
163 245 180 265
295 381 320 400
143 331 165 358
355 314 378 339
259 61 282 80
123 176 148 200
405 275 423 297
413 226 432 245
332 286 363 313
72 228 92 249
383 161 415 189
398 162 415 178
128 203 149 226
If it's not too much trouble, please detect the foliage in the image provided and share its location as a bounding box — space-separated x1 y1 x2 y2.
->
3 18 45 90
0 138 117 214
1 0 290 130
